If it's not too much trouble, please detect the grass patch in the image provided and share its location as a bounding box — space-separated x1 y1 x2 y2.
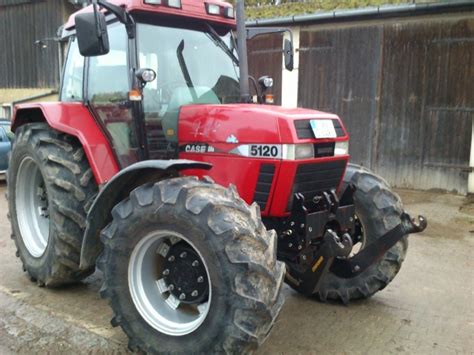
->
242 0 409 20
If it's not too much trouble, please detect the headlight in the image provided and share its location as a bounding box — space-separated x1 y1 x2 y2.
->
335 141 349 156
282 144 314 160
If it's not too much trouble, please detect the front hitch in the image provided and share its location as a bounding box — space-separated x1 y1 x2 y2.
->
404 213 428 233
294 212 427 296
329 212 427 279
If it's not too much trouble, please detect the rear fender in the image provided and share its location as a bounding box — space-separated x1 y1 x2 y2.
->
79 159 212 270
12 102 119 184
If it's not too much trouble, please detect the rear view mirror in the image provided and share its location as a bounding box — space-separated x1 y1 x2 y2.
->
284 38 294 71
75 11 109 56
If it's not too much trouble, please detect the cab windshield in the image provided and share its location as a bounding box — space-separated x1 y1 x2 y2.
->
137 22 241 124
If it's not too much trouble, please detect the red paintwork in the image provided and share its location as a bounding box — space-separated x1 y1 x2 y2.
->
12 101 349 216
64 0 235 31
12 102 120 185
181 157 279 207
179 104 347 144
178 104 349 217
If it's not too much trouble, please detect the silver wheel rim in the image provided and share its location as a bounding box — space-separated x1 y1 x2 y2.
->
15 157 50 258
128 230 211 336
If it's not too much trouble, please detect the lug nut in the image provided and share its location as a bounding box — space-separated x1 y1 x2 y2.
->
290 221 295 226
197 276 204 283
308 227 313 232
191 290 198 297
162 269 170 276
300 223 305 228
168 255 175 262
180 252 187 259
179 293 186 300
288 243 293 248
168 284 175 291
192 260 199 267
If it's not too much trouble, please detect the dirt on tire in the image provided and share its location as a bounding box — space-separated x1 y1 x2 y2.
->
286 164 408 304
8 123 97 286
98 177 286 354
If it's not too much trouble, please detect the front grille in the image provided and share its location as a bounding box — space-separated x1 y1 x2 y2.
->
289 159 346 210
253 164 275 211
294 119 345 139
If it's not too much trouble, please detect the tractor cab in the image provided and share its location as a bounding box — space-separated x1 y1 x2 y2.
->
61 0 252 167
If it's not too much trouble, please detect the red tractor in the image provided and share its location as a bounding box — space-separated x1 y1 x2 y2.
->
7 0 426 353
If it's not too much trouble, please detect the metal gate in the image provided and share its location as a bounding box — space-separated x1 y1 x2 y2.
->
297 15 473 194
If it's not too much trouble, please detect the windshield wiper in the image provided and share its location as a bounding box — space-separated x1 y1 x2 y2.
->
176 40 198 102
206 23 239 65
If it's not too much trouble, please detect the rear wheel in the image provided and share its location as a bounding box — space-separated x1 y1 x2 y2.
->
98 177 285 354
8 123 97 286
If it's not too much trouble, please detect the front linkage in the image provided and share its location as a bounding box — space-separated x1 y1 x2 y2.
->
273 186 427 297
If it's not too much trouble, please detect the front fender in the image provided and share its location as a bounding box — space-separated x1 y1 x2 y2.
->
79 159 212 270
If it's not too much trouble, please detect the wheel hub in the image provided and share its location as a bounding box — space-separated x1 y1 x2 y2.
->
128 231 212 336
162 243 209 304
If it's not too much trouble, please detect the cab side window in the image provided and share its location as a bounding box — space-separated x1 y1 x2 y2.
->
61 38 84 102
88 23 129 103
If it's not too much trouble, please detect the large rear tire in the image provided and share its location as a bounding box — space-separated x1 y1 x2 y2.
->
98 177 285 354
7 123 98 286
287 164 408 304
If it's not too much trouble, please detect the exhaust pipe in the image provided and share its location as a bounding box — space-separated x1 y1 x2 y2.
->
236 0 251 103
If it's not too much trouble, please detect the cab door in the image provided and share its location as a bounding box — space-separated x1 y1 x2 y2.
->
86 22 140 168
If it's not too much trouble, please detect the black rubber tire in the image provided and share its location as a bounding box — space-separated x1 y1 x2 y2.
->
288 164 408 304
7 123 98 286
98 177 286 354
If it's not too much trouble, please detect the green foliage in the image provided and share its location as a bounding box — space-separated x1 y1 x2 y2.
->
234 0 408 20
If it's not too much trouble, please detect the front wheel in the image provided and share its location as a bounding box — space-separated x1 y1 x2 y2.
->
98 177 285 354
287 164 408 304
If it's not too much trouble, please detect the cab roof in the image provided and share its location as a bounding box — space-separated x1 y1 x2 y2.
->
64 0 236 31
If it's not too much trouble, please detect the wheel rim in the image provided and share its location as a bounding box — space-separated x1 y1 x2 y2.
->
15 157 50 258
128 230 212 336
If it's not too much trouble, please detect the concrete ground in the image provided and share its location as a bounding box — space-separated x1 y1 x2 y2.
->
0 180 472 354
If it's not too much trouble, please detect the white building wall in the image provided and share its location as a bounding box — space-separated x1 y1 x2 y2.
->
281 26 300 108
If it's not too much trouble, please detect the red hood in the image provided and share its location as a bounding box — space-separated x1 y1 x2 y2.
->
178 104 346 144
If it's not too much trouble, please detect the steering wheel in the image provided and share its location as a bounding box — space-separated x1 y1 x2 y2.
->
157 80 189 103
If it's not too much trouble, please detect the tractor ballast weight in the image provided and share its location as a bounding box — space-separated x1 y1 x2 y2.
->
7 0 427 353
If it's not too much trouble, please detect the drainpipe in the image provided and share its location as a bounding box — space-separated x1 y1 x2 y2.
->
236 0 251 103
469 118 474 194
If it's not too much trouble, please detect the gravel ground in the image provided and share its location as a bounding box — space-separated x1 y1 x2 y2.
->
0 181 472 354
